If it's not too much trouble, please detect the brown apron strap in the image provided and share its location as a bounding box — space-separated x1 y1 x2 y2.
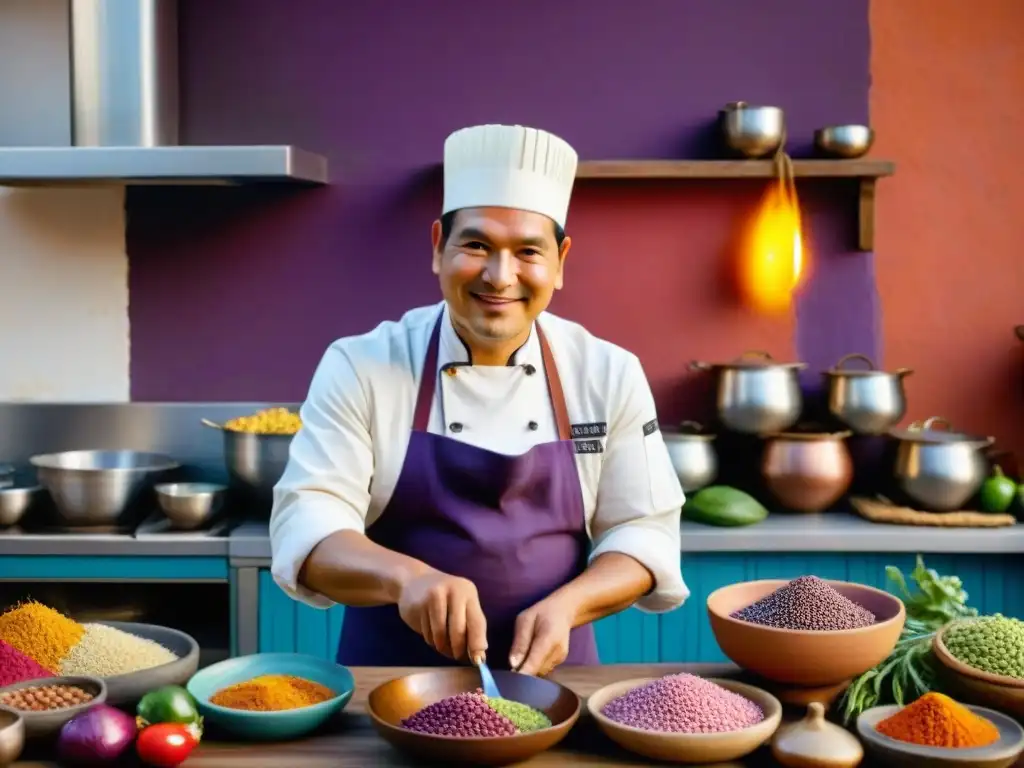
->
535 324 572 442
412 315 443 432
412 312 572 441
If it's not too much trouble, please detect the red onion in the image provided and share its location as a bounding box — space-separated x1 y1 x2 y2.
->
57 704 136 765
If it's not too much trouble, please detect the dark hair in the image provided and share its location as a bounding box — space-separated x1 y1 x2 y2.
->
439 210 566 248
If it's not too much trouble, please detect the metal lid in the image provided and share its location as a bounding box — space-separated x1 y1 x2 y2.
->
662 421 716 441
889 417 994 446
823 353 912 378
690 351 807 372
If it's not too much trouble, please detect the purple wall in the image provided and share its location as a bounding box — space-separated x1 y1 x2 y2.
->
127 0 872 420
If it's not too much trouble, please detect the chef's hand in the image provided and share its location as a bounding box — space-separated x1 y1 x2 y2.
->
509 595 575 678
397 570 488 662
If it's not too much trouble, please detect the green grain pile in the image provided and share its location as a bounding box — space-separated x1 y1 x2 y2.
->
484 697 551 733
944 615 1024 679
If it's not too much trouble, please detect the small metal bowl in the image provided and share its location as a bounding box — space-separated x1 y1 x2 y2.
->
0 486 41 528
720 103 785 158
0 706 24 766
155 482 227 530
814 124 874 158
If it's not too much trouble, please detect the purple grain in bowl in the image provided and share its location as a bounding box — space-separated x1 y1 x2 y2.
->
601 674 764 733
730 575 876 631
400 692 517 738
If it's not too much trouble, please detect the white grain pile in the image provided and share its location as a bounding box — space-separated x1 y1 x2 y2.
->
60 623 177 677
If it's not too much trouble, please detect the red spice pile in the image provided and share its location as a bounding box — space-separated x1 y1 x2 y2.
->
0 637 54 686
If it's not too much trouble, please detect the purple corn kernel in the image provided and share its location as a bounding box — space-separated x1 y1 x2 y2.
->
401 692 518 737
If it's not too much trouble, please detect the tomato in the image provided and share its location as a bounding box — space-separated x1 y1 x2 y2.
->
136 722 199 767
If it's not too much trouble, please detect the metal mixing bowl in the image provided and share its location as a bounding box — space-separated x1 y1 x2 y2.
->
0 486 41 528
0 706 24 766
720 103 785 158
814 125 874 158
221 430 293 495
30 450 179 527
155 482 227 530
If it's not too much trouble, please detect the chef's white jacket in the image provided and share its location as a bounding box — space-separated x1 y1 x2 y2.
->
270 301 689 613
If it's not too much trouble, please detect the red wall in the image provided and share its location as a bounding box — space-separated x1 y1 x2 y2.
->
871 0 1024 462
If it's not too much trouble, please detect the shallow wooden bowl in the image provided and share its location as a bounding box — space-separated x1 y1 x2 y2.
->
587 676 781 763
857 703 1024 767
367 668 580 766
707 579 906 686
934 622 1024 689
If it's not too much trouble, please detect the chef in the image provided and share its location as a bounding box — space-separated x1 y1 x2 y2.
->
270 124 689 677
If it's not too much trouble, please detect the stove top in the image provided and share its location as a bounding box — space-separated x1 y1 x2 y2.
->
0 513 234 538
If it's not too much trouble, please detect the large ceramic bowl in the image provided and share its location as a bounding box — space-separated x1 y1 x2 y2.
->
367 668 580 766
857 703 1024 768
0 676 106 739
587 676 781 763
707 579 905 686
186 653 354 741
92 622 200 706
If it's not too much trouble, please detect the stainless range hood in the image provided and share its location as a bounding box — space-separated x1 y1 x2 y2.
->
0 0 328 186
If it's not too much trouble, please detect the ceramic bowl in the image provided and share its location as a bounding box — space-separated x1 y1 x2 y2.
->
93 621 200 706
0 706 24 767
186 652 354 741
0 676 106 739
587 676 781 763
857 703 1024 768
933 622 1024 689
707 579 906 686
367 667 580 766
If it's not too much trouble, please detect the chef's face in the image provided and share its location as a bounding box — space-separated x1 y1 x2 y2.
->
432 207 572 352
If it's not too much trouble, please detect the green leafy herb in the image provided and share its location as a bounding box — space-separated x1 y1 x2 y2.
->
837 555 976 725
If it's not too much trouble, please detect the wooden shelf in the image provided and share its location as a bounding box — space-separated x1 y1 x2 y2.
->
574 159 893 251
575 159 893 179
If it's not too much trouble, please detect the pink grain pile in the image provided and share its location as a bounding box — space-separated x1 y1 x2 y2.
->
601 674 764 733
400 692 517 737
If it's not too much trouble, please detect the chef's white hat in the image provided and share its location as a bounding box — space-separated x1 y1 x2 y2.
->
442 124 579 228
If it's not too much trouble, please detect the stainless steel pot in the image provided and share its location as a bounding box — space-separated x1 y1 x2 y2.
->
690 351 807 435
762 430 853 513
824 353 912 435
201 421 294 495
662 421 718 493
890 417 994 512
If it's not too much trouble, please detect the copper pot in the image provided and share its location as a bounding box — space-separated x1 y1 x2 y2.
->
762 430 853 513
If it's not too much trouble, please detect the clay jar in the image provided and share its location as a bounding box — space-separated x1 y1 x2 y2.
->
762 430 853 513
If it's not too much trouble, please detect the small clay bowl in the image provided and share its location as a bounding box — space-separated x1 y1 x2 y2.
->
857 703 1024 768
587 676 781 764
367 668 580 766
0 676 106 739
707 579 905 687
933 622 1024 689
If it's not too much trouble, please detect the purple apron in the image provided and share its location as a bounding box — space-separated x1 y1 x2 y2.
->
336 312 599 669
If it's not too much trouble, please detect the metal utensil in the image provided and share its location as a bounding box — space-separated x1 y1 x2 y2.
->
823 353 912 435
890 417 994 511
662 421 718 493
0 706 25 766
690 351 806 435
0 486 41 528
814 125 874 158
202 419 293 497
29 450 179 527
474 655 502 698
720 102 785 158
154 482 227 530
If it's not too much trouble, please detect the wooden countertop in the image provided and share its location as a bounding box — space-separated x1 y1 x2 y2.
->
6 664 919 767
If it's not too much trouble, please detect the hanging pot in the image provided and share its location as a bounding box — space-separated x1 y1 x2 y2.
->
762 429 854 513
662 421 718 493
690 351 806 435
890 417 994 512
823 353 912 435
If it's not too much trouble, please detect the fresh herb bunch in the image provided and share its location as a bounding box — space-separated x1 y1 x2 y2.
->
837 555 977 724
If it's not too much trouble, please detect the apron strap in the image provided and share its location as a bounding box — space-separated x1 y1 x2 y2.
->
412 311 573 441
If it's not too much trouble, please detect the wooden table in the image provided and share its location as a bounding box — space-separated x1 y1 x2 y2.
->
5 664 902 766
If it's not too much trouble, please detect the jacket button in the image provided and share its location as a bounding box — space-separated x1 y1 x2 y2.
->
444 366 458 377
523 364 536 376
449 422 463 433
528 421 539 431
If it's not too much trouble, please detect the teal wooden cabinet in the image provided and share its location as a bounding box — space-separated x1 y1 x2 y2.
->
257 554 1024 663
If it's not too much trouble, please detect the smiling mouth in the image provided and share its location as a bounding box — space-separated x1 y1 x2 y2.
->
471 293 522 305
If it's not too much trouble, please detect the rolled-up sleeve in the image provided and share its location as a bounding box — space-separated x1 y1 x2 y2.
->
270 344 373 608
588 354 689 613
